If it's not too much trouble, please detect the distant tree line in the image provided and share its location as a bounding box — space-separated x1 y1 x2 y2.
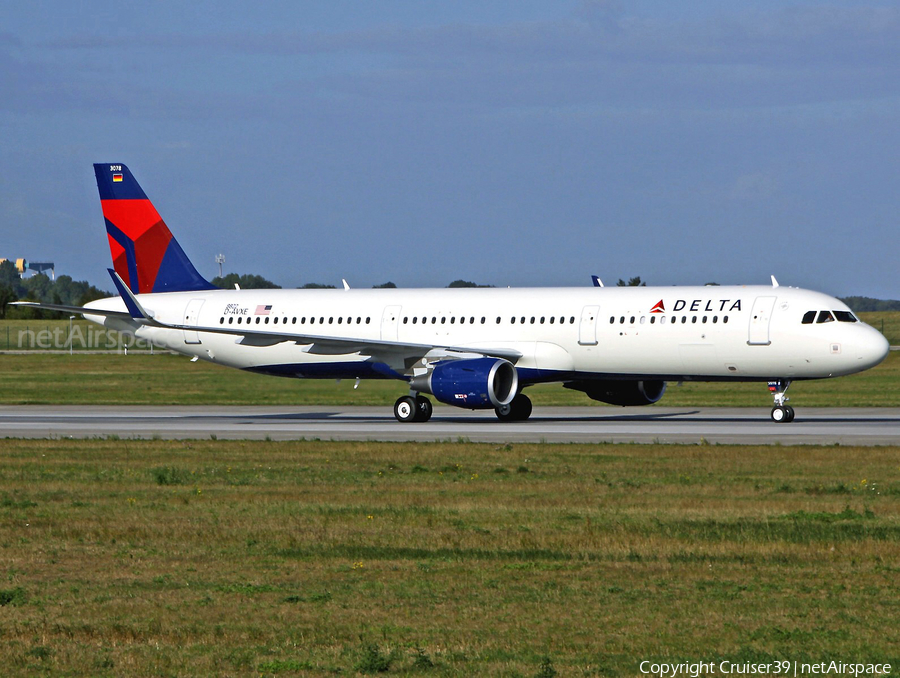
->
839 297 900 312
0 260 108 319
212 273 282 289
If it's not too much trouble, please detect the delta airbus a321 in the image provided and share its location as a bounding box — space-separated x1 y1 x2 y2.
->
16 164 889 423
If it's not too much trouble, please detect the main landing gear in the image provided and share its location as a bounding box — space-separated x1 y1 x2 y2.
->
768 380 795 423
393 394 434 423
495 393 533 422
392 392 534 423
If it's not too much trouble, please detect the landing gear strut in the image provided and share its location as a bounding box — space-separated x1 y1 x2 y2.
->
768 380 795 423
393 394 433 423
495 393 533 422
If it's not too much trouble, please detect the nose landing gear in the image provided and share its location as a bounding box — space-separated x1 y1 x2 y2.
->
768 380 795 423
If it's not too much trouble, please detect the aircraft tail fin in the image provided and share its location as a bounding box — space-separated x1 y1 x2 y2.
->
94 163 215 294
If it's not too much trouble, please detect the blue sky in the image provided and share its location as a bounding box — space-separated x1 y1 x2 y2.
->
2 1 898 297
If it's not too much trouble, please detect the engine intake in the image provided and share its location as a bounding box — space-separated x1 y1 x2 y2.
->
411 358 518 409
564 379 666 406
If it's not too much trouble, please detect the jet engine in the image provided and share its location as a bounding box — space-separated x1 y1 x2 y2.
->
564 379 666 406
411 358 518 409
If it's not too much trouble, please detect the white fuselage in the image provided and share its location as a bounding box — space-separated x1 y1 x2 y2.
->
86 284 889 384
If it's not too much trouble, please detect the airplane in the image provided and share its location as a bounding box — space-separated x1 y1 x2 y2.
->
14 163 890 424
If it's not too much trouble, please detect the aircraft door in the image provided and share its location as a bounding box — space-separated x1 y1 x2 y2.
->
578 305 600 346
748 296 776 346
183 299 204 345
381 305 401 342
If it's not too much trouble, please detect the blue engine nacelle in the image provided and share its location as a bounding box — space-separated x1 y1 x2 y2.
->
411 358 519 409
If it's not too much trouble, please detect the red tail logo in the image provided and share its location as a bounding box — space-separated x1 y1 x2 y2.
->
650 300 665 313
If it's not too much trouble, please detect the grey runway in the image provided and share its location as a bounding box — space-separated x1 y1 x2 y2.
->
2 405 899 445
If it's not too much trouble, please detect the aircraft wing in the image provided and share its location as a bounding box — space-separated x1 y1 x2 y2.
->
167 320 523 362
11 300 135 320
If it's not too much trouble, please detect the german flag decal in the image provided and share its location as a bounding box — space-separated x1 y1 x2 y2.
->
112 173 123 182
650 300 665 313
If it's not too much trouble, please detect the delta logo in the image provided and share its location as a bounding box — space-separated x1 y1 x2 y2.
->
650 299 743 313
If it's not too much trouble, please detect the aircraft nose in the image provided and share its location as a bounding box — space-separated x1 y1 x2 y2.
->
857 325 890 370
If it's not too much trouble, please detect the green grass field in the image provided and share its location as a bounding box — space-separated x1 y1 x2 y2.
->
1 438 898 676
1 350 898 408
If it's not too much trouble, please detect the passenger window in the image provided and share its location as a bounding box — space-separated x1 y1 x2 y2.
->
817 311 835 324
834 311 857 323
801 311 816 324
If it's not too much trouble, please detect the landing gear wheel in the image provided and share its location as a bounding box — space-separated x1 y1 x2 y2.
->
394 396 418 423
495 393 533 422
771 406 793 423
414 395 433 422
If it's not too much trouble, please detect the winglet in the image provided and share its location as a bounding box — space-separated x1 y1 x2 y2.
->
591 275 604 288
771 275 779 288
108 268 153 320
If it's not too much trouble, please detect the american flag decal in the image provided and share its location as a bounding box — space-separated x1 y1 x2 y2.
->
255 305 272 315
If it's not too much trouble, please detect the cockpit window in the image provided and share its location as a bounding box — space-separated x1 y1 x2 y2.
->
816 311 835 324
834 311 857 323
801 311 816 324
